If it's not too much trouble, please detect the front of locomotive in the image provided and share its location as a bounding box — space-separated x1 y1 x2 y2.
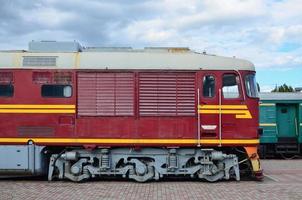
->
239 69 263 180
197 56 262 180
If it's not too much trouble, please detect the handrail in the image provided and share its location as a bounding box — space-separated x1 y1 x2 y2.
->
197 88 201 147
295 117 298 137
219 88 222 147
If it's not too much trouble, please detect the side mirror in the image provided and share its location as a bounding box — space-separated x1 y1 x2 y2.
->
257 83 260 92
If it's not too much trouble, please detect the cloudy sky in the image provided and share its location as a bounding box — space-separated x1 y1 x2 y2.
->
0 0 301 91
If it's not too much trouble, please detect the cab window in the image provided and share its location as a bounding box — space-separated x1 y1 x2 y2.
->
222 74 240 98
0 84 14 97
203 75 215 98
245 74 259 98
42 85 72 98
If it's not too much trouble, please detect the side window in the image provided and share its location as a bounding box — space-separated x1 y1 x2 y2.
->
0 84 14 97
203 75 215 98
245 74 259 98
222 74 240 98
42 85 72 98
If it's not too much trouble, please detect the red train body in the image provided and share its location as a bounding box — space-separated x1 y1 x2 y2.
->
0 42 262 182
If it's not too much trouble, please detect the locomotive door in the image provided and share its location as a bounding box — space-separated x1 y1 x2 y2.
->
220 72 245 139
197 72 220 145
276 104 297 138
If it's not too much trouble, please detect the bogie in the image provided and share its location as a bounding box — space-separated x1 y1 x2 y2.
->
48 147 241 182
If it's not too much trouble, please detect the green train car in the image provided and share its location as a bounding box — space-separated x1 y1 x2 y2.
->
259 92 302 158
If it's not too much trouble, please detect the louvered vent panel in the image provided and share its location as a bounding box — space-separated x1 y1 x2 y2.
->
115 73 135 115
32 72 52 83
54 72 72 83
0 72 13 83
139 73 196 116
23 56 57 67
78 73 97 115
78 72 134 116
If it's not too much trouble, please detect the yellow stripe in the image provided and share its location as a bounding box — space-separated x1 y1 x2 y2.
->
260 123 276 126
0 104 75 109
74 52 80 69
0 138 259 145
260 103 275 106
199 109 252 119
0 109 75 113
198 105 248 109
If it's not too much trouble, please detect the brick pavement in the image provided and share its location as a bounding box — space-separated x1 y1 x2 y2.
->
1 159 302 200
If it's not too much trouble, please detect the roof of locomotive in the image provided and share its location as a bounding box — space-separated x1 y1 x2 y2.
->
0 41 255 71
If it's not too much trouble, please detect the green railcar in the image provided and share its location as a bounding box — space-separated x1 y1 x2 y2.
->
259 92 302 157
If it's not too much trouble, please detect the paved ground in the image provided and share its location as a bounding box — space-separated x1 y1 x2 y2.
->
1 159 302 200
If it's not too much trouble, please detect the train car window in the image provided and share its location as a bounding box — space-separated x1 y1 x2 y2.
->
203 75 215 98
245 74 259 98
42 85 72 98
281 108 287 113
222 74 240 98
0 84 14 97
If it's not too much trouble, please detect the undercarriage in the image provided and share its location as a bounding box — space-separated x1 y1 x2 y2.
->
48 147 240 182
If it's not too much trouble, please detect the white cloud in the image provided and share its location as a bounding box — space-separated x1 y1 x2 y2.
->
23 7 76 28
0 0 301 74
271 0 302 23
260 85 275 92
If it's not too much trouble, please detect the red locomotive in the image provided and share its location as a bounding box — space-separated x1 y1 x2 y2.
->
0 41 262 182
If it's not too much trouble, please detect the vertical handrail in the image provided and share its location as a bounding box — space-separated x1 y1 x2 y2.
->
219 89 222 147
275 106 278 136
197 88 201 147
295 117 298 137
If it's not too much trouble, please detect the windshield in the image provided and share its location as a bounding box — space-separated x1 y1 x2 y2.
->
245 74 259 98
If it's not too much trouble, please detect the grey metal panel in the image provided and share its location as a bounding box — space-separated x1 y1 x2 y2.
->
260 92 302 101
0 145 46 175
0 146 29 170
29 41 82 52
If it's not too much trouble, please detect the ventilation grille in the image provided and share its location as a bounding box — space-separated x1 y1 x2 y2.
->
139 73 196 116
23 56 57 67
32 71 72 84
54 72 72 83
77 72 134 116
18 126 54 136
32 72 52 83
0 72 13 83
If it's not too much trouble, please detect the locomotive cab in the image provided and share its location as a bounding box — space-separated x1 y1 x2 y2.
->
197 70 261 179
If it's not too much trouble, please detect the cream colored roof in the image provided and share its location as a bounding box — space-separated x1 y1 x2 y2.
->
0 49 254 71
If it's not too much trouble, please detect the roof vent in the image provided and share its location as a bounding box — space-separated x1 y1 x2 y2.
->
83 47 133 52
28 41 82 52
144 47 190 53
